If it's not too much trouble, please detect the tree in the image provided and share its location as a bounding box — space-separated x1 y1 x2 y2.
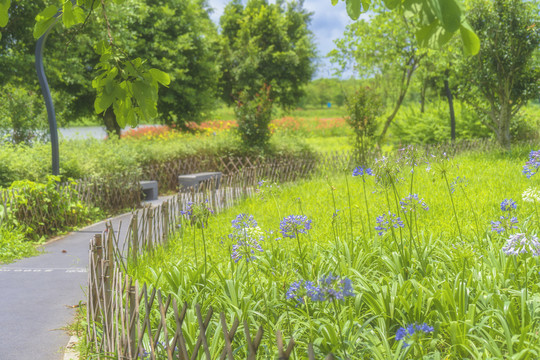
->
0 0 170 128
456 0 540 148
330 8 426 145
113 0 220 127
332 0 480 56
218 0 316 109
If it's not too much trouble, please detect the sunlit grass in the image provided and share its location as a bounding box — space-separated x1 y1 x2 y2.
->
129 147 540 358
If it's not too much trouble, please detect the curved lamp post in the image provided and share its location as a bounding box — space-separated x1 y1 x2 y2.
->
35 7 68 176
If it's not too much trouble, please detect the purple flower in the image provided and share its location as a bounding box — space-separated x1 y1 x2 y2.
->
280 215 312 238
400 194 429 213
352 166 373 177
231 238 263 263
500 199 517 212
231 213 257 230
523 150 540 179
395 323 434 347
286 274 354 304
502 233 540 256
491 216 518 233
375 212 404 236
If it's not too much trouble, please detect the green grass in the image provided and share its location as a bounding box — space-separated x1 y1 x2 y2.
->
0 226 39 263
304 136 352 153
128 146 540 358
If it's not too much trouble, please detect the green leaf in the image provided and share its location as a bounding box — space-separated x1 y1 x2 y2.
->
35 4 59 22
430 0 462 33
345 0 362 20
361 0 370 11
416 20 439 47
0 0 10 28
63 1 85 28
34 5 59 38
460 22 480 56
34 17 57 39
415 19 453 48
382 0 401 10
149 69 171 86
331 0 338 5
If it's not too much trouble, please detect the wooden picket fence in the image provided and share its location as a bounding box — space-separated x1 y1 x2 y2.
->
141 154 319 194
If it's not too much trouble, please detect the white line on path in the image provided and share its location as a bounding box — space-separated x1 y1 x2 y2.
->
0 268 86 273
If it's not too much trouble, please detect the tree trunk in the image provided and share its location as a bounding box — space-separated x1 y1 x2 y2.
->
378 59 418 146
103 107 121 139
496 101 512 149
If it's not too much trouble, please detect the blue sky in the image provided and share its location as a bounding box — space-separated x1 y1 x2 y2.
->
206 0 358 78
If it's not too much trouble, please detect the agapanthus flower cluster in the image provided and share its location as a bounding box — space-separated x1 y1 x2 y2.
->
502 233 540 256
229 213 264 263
400 194 429 213
522 187 540 203
397 145 424 170
280 215 312 238
491 216 518 233
180 200 214 226
450 176 467 194
500 199 517 212
352 166 373 177
451 241 478 261
373 156 402 188
286 273 354 305
523 150 540 179
256 180 281 200
395 323 434 347
231 213 257 230
231 238 264 263
375 211 404 236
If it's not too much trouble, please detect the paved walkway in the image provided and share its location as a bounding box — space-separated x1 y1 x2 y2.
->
0 197 170 360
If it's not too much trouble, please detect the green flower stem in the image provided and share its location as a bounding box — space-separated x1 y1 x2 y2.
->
443 172 463 239
344 175 355 241
361 178 372 238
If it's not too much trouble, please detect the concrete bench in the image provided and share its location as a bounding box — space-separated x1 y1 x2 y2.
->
140 180 158 201
178 172 222 192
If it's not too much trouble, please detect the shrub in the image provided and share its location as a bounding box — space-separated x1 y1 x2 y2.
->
4 176 98 240
235 84 274 149
345 87 381 165
0 226 37 263
0 84 48 144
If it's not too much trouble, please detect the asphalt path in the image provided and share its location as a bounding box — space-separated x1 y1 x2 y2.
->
0 192 180 360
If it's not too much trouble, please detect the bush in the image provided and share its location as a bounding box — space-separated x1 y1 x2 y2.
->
0 84 48 144
345 87 381 165
4 176 98 240
235 84 274 149
391 101 492 144
0 226 37 263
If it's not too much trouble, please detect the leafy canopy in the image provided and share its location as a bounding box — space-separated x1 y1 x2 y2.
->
0 0 170 128
333 0 480 55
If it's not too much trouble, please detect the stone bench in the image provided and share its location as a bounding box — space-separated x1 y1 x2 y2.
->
140 180 158 201
178 172 222 192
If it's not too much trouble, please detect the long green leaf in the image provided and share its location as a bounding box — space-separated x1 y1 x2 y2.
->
0 0 10 27
346 0 362 20
460 22 480 56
